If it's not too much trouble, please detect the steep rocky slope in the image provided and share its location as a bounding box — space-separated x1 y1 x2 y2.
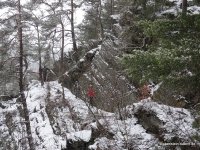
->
0 81 199 150
75 40 136 112
58 38 136 112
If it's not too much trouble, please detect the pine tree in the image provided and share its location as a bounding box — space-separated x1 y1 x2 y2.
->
122 1 200 105
78 0 106 41
17 0 35 149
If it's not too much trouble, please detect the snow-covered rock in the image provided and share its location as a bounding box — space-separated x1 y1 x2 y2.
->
0 81 199 150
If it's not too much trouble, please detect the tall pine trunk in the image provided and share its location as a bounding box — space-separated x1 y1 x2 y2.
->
110 0 114 30
60 1 65 74
70 0 78 62
142 0 147 17
110 0 114 16
60 20 65 74
17 0 35 149
36 25 43 85
98 0 104 39
182 0 187 17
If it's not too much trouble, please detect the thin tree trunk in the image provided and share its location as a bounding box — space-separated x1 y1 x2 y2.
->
60 20 65 74
142 0 147 17
36 25 43 85
60 0 65 73
98 0 104 39
110 0 113 16
182 0 187 17
70 0 78 52
51 29 56 63
17 0 35 149
110 0 114 30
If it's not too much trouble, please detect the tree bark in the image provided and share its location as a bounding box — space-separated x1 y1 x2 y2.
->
110 0 114 16
17 0 35 149
182 0 187 17
60 0 65 74
70 0 78 53
60 20 65 74
110 0 114 30
142 0 147 17
36 24 43 85
98 0 104 39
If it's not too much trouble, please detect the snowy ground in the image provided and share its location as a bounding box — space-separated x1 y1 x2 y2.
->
158 0 200 16
0 80 199 150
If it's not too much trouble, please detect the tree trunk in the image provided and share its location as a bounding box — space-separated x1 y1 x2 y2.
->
60 20 65 74
59 0 65 74
110 0 114 16
36 25 43 85
182 0 187 17
142 0 147 17
17 0 35 149
110 0 114 30
70 0 78 56
98 0 104 39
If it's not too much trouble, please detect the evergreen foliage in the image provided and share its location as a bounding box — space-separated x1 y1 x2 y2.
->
123 15 200 98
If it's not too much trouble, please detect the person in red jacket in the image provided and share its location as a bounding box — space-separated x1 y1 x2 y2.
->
87 84 95 105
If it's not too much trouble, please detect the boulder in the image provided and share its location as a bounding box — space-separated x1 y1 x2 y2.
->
0 102 6 109
135 107 165 141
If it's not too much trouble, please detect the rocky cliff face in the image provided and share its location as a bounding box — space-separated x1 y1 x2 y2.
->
58 34 136 112
73 39 136 112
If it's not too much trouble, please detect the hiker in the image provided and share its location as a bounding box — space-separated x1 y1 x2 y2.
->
138 82 151 100
87 84 95 105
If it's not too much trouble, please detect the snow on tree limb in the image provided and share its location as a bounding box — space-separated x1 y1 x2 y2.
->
59 47 100 88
